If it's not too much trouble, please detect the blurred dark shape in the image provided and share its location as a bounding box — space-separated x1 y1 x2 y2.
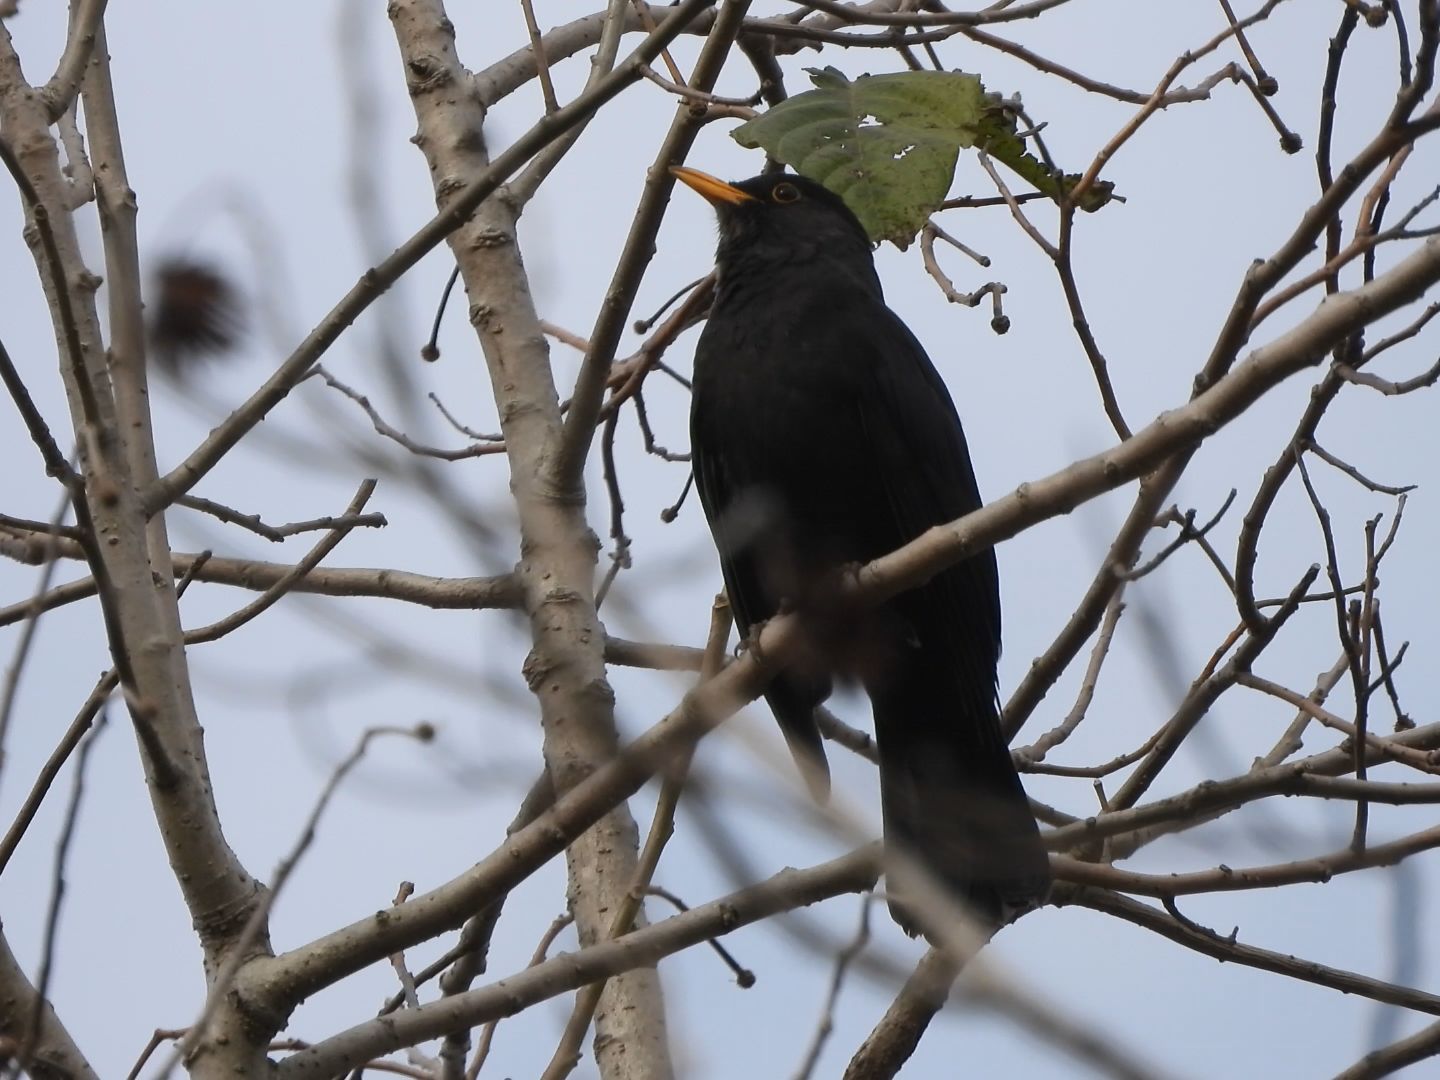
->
147 256 244 376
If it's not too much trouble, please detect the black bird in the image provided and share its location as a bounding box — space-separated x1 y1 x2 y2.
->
674 167 1050 933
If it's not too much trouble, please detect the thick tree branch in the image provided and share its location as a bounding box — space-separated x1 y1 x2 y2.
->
78 29 275 1074
0 924 99 1080
0 534 522 626
2 31 269 1074
387 2 690 1074
843 947 963 1080
39 0 108 119
856 237 1440 605
272 848 881 1078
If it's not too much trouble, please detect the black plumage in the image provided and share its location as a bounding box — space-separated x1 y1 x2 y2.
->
675 167 1050 933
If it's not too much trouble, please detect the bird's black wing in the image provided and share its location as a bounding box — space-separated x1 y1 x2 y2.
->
689 414 832 798
852 308 1001 703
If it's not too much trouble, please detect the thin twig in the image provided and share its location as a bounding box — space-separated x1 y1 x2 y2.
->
1069 886 1440 1018
1305 439 1416 495
465 913 575 1079
312 366 507 460
552 0 753 492
1017 586 1126 764
1069 1 1288 204
1238 673 1439 775
16 706 108 1074
183 481 382 645
795 895 872 1080
519 0 560 112
0 671 116 875
164 723 435 1075
1055 209 1129 438
1123 492 1238 582
0 488 71 787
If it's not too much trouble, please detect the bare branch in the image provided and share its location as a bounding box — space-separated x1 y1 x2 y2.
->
1016 586 1126 764
273 848 882 1078
554 0 755 492
183 481 381 645
1335 1018 1440 1080
148 0 715 511
166 724 434 1076
1069 886 1440 1018
0 928 99 1080
541 596 734 1079
0 671 114 875
0 490 70 776
310 365 508 460
39 0 108 119
1055 817 1440 897
1069 1 1288 204
796 895 872 1080
0 533 522 626
15 705 106 1075
842 945 961 1080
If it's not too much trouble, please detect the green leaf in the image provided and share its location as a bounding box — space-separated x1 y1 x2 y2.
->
731 67 1114 247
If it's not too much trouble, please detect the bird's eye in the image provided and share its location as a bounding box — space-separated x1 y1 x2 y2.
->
771 182 801 204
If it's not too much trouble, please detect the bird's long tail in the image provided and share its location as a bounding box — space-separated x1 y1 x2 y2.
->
870 654 1050 935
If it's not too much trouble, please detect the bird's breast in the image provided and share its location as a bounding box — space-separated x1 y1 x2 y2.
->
690 282 897 568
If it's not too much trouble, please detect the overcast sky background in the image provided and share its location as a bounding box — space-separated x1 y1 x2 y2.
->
3 2 1440 1078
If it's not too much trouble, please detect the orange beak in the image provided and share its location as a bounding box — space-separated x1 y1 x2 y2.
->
670 166 757 206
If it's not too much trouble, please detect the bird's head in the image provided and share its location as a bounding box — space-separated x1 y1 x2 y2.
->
671 167 876 286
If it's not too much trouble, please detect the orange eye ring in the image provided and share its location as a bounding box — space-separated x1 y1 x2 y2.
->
771 181 801 204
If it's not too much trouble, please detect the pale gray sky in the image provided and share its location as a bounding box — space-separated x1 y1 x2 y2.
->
2 3 1438 1078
